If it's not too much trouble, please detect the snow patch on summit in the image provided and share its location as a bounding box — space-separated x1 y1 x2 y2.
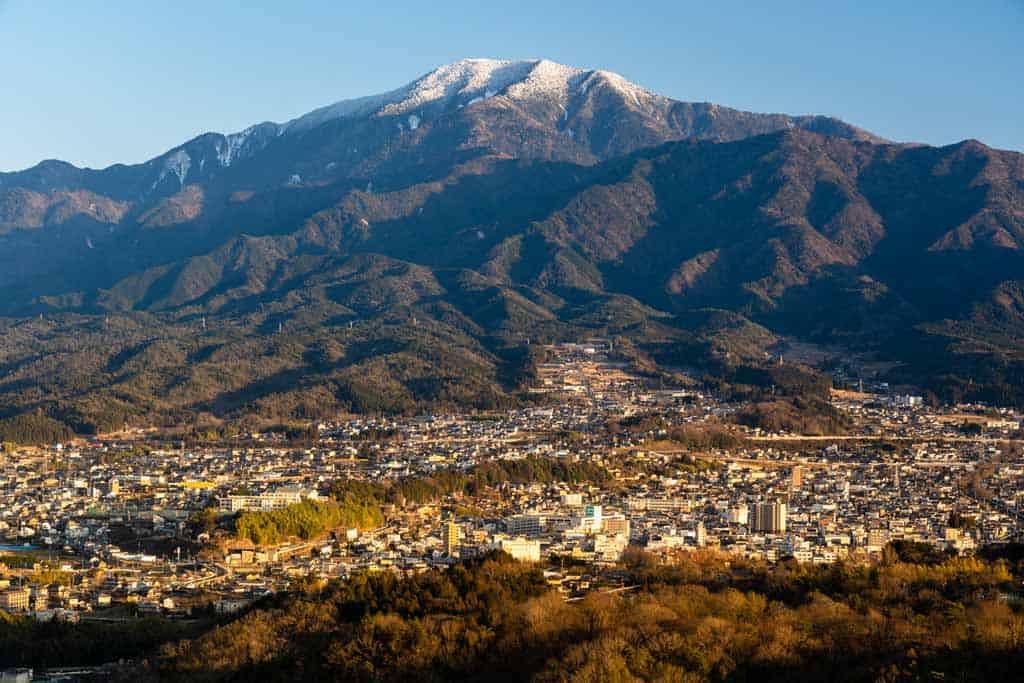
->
267 59 662 136
505 60 585 105
376 59 535 116
281 59 537 132
283 90 405 134
592 70 656 109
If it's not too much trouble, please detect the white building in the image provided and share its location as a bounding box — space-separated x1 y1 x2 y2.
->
727 504 749 525
498 537 541 562
219 487 319 513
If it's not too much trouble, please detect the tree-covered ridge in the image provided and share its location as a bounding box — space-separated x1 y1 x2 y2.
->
0 412 75 445
229 455 607 546
2 545 1023 679
234 498 383 546
2 131 1024 433
0 612 201 673
329 456 612 507
143 546 1024 681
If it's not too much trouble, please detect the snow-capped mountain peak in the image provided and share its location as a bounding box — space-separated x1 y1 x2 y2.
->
505 60 587 103
16 58 878 203
278 58 653 134
379 58 536 115
130 59 671 191
283 58 531 133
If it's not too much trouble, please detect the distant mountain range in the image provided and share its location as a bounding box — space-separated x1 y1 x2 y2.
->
1 58 1021 432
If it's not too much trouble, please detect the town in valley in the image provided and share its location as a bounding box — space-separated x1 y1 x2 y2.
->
1 341 1021 626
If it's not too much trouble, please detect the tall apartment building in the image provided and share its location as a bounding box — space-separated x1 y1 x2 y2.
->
441 521 461 556
727 504 749 525
751 501 787 534
581 505 602 532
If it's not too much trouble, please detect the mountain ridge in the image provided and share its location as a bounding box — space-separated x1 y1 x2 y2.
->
0 58 883 181
0 59 1022 431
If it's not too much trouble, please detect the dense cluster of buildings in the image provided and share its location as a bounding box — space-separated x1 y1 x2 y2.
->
0 342 1020 626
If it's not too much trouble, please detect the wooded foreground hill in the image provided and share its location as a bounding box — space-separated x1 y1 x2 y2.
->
3 544 1024 681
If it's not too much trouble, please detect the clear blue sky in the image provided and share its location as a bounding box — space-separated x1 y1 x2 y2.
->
2 0 1022 171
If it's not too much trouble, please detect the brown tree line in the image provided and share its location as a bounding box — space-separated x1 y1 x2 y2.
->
142 546 1024 681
